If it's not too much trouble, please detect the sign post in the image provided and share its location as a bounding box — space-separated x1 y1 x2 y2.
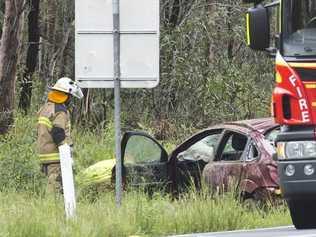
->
75 0 160 207
112 0 122 206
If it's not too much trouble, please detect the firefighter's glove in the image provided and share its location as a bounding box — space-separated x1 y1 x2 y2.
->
51 126 66 146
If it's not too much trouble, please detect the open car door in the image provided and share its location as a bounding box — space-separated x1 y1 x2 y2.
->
121 132 169 192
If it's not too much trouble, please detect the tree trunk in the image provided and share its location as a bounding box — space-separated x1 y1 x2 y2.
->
38 0 57 95
0 0 25 134
18 0 40 114
48 21 73 81
169 0 180 27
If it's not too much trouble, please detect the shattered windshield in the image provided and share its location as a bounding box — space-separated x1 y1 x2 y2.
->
283 0 316 57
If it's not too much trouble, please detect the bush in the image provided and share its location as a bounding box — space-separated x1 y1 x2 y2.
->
0 114 44 193
0 114 116 194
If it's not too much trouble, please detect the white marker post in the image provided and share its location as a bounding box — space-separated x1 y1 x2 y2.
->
59 144 76 218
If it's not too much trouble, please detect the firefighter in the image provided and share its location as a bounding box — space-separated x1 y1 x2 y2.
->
37 77 83 193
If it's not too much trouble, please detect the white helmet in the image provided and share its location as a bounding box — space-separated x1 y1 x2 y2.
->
51 77 83 99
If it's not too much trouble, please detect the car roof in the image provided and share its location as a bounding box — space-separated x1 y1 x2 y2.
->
172 118 278 152
222 117 279 134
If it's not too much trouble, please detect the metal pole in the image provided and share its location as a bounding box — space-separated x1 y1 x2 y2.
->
113 0 122 207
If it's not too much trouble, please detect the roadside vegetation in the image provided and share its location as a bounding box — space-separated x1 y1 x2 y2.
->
0 191 291 237
0 0 291 235
0 0 275 136
0 115 291 236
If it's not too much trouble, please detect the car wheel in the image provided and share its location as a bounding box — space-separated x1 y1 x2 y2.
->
288 199 316 229
242 197 259 210
241 192 260 210
241 188 271 210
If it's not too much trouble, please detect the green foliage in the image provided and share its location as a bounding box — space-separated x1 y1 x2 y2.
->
14 0 276 142
72 120 115 170
113 0 275 141
0 114 44 193
0 191 291 237
0 114 116 193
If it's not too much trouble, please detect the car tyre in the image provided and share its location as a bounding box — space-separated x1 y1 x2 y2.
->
242 197 259 210
288 199 316 229
242 189 268 210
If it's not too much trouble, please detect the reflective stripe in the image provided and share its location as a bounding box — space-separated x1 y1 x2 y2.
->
305 84 316 89
39 153 60 161
279 0 282 33
38 117 52 128
288 62 316 69
246 13 250 46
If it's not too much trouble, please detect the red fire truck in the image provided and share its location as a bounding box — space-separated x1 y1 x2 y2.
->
245 0 316 229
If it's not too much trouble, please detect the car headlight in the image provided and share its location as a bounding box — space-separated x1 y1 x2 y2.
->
277 141 316 159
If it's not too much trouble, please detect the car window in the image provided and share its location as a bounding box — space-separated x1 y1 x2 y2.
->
265 127 280 143
124 135 162 164
221 132 248 161
223 136 235 153
177 132 222 163
264 127 280 149
245 142 259 162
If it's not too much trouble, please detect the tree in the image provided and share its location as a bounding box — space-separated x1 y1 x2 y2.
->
0 0 25 134
18 0 40 114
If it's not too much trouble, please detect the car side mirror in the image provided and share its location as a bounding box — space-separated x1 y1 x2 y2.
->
246 5 270 51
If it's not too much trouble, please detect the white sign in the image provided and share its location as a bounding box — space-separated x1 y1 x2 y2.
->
75 0 160 88
59 144 76 219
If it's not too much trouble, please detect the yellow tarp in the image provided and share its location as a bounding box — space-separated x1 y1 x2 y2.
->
77 159 116 187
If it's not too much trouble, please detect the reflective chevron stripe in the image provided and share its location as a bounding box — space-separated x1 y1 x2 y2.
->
39 153 60 162
38 117 53 128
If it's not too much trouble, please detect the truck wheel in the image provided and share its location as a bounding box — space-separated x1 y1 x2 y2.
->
288 199 316 229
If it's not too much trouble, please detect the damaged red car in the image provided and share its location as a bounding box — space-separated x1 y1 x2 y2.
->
120 118 281 201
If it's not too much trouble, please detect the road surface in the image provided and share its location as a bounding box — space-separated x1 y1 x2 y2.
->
172 226 316 237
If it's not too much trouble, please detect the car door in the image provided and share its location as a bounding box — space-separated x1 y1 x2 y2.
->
239 139 262 195
121 131 169 192
170 129 224 192
240 135 279 197
203 130 249 194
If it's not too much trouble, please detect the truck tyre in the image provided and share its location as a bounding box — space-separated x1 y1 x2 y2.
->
288 199 316 229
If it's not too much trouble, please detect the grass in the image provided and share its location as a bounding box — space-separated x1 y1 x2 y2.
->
0 191 291 237
0 114 292 236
